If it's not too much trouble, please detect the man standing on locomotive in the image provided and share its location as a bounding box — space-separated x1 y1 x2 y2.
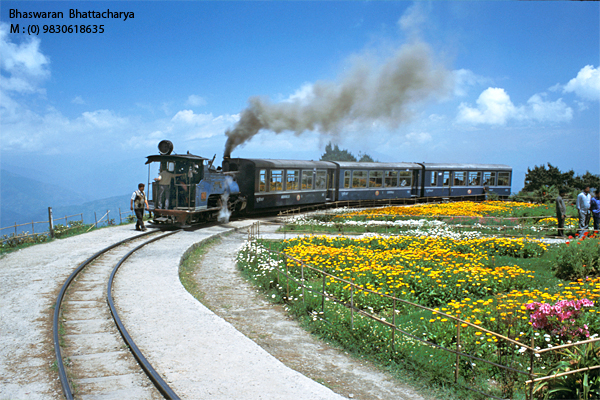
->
154 161 176 209
130 183 149 231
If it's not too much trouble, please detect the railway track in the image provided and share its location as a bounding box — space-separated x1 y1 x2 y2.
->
53 229 181 400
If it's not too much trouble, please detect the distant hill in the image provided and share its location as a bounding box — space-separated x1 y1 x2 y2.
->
1 169 132 233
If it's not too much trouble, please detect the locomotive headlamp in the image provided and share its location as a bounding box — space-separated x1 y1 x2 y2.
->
158 140 174 155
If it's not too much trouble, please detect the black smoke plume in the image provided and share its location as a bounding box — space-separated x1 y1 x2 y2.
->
224 42 453 158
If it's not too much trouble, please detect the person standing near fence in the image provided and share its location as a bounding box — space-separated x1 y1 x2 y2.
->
130 183 149 231
576 186 591 238
555 189 567 238
591 190 600 233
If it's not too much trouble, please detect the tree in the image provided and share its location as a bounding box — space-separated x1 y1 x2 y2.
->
522 163 576 192
320 142 376 162
574 171 600 191
320 142 357 162
358 152 375 162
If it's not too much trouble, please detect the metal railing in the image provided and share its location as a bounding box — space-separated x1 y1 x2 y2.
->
245 221 599 399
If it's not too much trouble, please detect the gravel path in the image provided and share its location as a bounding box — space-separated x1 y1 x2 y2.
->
0 225 153 400
193 226 433 400
1 219 433 400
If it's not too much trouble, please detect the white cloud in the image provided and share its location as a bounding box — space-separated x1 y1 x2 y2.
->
186 94 207 107
398 3 428 35
405 131 432 144
71 96 85 105
563 65 600 101
0 23 50 94
456 87 572 125
453 69 491 97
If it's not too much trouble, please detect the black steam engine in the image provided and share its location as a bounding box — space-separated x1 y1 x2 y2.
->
146 140 512 227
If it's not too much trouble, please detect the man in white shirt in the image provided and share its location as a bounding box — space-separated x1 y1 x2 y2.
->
576 186 591 238
130 183 149 231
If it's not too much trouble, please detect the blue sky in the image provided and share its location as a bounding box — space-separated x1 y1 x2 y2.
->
1 1 599 201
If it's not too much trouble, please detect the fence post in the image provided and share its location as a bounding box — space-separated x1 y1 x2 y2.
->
119 208 122 224
455 323 461 383
321 265 326 313
391 298 396 353
94 212 98 228
301 262 305 305
48 207 54 238
107 210 110 225
32 220 34 234
350 286 354 329
284 255 289 300
14 222 17 236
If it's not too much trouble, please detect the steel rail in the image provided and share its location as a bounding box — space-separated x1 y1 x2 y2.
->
52 229 158 400
107 230 182 400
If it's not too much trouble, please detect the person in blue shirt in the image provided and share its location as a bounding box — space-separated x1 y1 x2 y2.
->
590 190 600 233
576 186 591 237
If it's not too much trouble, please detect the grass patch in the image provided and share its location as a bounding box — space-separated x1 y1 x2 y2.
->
179 236 222 303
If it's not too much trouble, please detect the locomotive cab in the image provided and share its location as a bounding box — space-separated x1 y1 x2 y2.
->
145 142 244 226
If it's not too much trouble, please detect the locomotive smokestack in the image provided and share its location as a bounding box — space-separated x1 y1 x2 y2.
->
224 41 453 157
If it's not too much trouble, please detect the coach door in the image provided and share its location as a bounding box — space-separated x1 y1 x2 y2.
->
441 171 451 197
326 170 336 201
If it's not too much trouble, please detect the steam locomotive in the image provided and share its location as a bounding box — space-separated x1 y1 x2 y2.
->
145 140 512 227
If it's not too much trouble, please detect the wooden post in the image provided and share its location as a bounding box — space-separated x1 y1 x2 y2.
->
350 286 354 329
94 212 98 228
119 208 122 224
285 255 289 300
301 262 305 305
14 222 17 236
48 207 54 238
32 220 34 234
455 323 461 383
107 210 110 225
321 265 326 313
391 298 396 353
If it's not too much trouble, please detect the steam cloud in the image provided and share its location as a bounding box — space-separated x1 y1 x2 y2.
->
224 42 453 157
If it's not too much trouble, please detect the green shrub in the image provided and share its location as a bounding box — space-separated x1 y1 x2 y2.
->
550 237 600 280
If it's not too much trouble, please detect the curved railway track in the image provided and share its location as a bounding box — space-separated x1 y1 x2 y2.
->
53 229 181 400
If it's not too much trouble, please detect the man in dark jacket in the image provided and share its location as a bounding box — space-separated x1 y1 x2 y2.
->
555 189 567 237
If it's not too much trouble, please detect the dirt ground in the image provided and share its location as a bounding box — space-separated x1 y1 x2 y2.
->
192 230 435 400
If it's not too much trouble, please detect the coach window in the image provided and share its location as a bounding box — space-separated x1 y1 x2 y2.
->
352 170 367 188
369 171 383 187
399 171 412 187
344 171 351 188
301 170 314 190
497 172 511 186
430 171 437 186
258 169 267 192
453 171 465 186
384 170 398 187
270 170 283 192
316 170 327 189
483 172 496 186
286 170 299 191
469 171 482 186
443 171 451 187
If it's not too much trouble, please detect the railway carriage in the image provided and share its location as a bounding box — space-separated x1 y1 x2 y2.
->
420 163 512 199
222 158 337 212
332 161 422 201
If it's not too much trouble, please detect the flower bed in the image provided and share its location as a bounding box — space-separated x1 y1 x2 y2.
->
237 232 599 399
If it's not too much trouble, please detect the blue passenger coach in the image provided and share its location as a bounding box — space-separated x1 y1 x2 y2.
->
420 163 512 199
222 158 337 212
332 162 422 201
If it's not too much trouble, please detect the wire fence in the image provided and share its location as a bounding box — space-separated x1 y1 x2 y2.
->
246 221 600 400
1 206 136 248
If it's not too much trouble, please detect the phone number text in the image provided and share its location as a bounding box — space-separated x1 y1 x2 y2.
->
12 24 105 35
